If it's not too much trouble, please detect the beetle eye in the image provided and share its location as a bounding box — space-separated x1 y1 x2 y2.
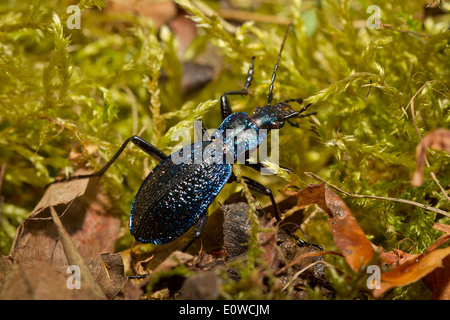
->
255 107 262 113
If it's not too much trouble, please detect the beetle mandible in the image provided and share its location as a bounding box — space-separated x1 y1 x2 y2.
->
55 24 316 251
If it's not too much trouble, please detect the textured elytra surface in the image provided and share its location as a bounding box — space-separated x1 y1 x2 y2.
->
130 141 233 244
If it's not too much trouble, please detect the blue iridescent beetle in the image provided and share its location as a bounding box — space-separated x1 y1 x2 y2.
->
56 25 316 251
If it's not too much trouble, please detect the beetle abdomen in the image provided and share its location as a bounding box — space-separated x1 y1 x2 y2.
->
129 141 232 244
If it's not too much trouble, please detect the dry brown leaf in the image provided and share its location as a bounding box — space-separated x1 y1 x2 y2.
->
179 271 221 300
32 176 89 215
49 206 105 299
433 222 450 234
222 202 250 259
10 177 121 271
285 183 375 271
0 255 13 290
4 176 124 299
0 260 101 300
153 251 193 274
285 182 450 298
423 231 450 300
259 218 280 274
423 255 450 300
368 233 450 298
104 0 177 28
373 243 450 298
371 243 414 268
168 12 198 58
371 234 450 298
411 128 450 186
88 252 128 300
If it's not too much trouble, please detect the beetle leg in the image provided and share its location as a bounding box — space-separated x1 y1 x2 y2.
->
226 173 280 219
53 135 167 183
229 175 317 248
226 171 237 184
220 56 255 120
281 98 303 105
226 174 318 248
241 177 319 248
297 103 313 114
240 176 281 221
181 211 208 252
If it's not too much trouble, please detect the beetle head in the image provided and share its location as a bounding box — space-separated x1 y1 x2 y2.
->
251 101 315 129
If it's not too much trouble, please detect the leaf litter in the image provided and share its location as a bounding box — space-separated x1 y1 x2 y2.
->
1 162 448 299
285 183 450 299
1 175 123 299
2 174 448 299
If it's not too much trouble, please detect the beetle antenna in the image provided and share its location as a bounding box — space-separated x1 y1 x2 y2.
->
267 22 292 106
297 111 317 119
298 103 312 114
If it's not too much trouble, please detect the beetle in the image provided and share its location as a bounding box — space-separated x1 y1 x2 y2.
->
55 25 316 251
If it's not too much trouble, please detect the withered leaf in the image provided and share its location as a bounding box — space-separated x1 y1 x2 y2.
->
10 177 121 271
32 176 89 216
0 255 12 290
375 246 413 268
0 260 100 300
424 255 450 300
179 271 221 300
373 234 450 298
285 183 375 271
412 128 450 186
259 217 280 274
88 252 127 300
104 0 177 28
417 232 450 300
223 202 252 259
146 251 194 297
153 251 194 274
432 222 450 235
49 206 105 299
4 176 123 299
222 201 279 272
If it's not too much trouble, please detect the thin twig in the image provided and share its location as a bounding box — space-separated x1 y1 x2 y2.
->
365 80 373 100
0 163 6 194
219 9 291 25
0 163 6 222
192 0 237 33
304 172 450 218
281 260 336 291
275 250 342 276
381 23 431 39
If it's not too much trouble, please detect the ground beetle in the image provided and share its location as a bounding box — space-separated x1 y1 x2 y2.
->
55 25 316 251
